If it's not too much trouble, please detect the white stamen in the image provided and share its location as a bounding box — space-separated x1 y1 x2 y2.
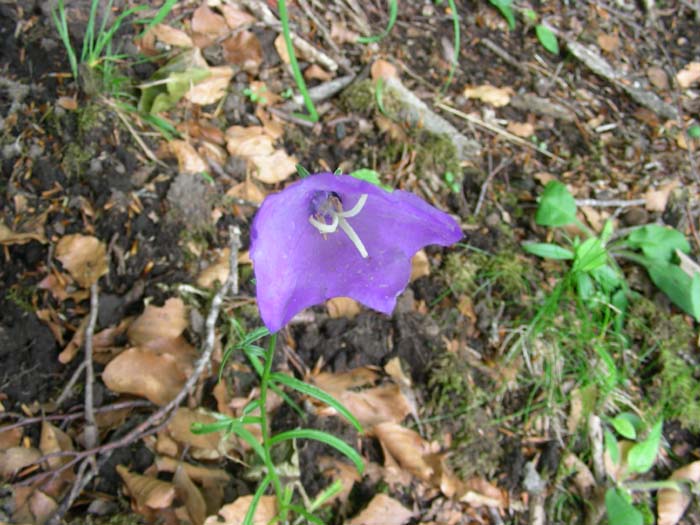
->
308 193 369 258
338 217 368 258
339 194 368 218
309 213 339 233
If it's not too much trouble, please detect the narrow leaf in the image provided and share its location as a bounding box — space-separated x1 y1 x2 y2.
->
269 429 364 474
536 25 560 54
522 242 574 260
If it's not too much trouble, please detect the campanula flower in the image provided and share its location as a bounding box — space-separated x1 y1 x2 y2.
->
250 172 462 332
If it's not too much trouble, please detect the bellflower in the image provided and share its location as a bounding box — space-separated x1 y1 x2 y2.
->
250 172 462 332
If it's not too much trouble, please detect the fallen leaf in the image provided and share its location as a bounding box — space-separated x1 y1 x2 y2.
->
40 421 74 470
128 298 188 346
410 250 430 281
191 4 228 47
346 493 414 525
373 422 433 480
647 66 669 89
27 489 58 525
197 249 231 288
0 212 48 244
58 315 89 364
506 121 535 138
248 149 298 184
312 367 379 393
0 425 23 449
658 461 700 525
457 477 506 508
562 453 596 498
644 179 679 212
186 66 234 105
226 180 266 205
330 21 359 44
326 297 361 319
318 456 361 505
304 64 333 81
170 140 208 174
57 96 78 110
676 62 700 89
55 234 107 287
222 31 263 73
167 408 228 459
174 465 207 525
220 4 256 28
0 447 42 479
204 495 277 525
117 464 177 509
463 84 513 107
371 59 398 81
156 457 230 484
149 24 193 47
597 33 620 52
321 384 412 427
102 348 187 406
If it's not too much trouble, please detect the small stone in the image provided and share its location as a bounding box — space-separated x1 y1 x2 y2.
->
622 207 649 226
485 212 500 227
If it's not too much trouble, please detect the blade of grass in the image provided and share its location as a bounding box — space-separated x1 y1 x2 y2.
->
441 0 460 94
269 429 364 474
357 0 398 43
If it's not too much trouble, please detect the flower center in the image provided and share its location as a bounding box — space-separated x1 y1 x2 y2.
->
309 193 369 258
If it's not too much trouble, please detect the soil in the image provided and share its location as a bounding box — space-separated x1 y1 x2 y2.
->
1 1 699 524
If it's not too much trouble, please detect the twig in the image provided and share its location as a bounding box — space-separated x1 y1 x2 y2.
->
574 198 646 208
296 0 353 74
46 227 243 523
102 97 166 167
53 361 87 408
83 282 99 450
474 156 512 216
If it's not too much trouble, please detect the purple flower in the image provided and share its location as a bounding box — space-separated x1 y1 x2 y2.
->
250 172 462 332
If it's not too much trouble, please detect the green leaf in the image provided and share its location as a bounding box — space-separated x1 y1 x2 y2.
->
270 372 363 432
296 164 311 178
590 264 623 293
269 429 364 474
522 242 574 260
573 237 607 273
601 219 615 243
646 261 700 321
688 125 700 139
627 420 663 474
535 181 577 226
349 169 393 192
627 225 691 262
604 429 620 465
357 0 398 43
536 25 560 54
610 414 637 440
605 488 643 525
576 272 595 302
523 8 537 21
243 473 271 525
488 0 516 30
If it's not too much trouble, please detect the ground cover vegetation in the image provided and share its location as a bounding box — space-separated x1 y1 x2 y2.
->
0 0 699 524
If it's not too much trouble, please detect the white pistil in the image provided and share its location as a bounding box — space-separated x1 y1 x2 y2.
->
308 193 369 258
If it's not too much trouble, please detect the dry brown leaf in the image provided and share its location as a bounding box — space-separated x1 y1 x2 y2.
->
326 297 361 319
457 477 506 508
647 66 669 89
658 461 700 525
604 439 634 482
55 234 108 287
226 124 299 182
128 298 188 346
58 315 89 364
250 149 298 184
102 348 186 406
156 457 230 484
117 464 177 509
318 456 361 506
0 425 23 449
227 180 266 205
645 179 679 212
676 62 700 89
410 250 430 281
170 140 208 173
384 358 411 388
222 31 263 73
346 493 414 525
330 21 359 44
371 59 398 81
204 495 277 525
304 64 333 81
324 385 412 427
27 489 58 525
597 33 620 52
57 96 78 110
580 205 606 232
183 66 233 104
0 214 47 245
462 84 513 107
167 408 226 459
150 24 193 47
174 465 207 525
40 421 74 470
562 453 596 498
220 4 255 28
506 121 535 138
191 4 228 47
374 114 408 142
312 367 379 393
197 249 231 288
373 422 433 481
0 447 42 478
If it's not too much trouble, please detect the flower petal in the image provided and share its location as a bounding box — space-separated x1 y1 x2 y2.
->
250 173 462 332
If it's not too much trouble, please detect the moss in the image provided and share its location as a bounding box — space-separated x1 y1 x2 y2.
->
413 131 461 179
339 79 376 114
627 298 700 431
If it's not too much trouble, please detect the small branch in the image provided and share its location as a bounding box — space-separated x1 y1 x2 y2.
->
574 198 646 208
53 361 87 408
83 282 99 450
474 156 513 216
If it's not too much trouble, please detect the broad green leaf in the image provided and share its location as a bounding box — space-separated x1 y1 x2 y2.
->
590 264 623 293
269 429 364 474
601 219 615 243
350 169 393 192
270 372 363 432
627 225 690 262
627 420 663 474
604 430 620 466
646 261 700 321
522 242 574 260
488 0 516 29
536 25 559 54
688 125 700 139
535 181 577 226
576 272 595 302
605 488 643 525
610 414 637 440
573 237 607 273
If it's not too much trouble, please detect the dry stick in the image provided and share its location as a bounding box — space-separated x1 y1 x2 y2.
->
474 157 513 216
47 227 242 523
83 282 99 450
296 0 354 74
574 198 646 208
53 361 87 408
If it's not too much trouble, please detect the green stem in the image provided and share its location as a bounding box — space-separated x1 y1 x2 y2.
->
278 0 319 122
259 332 284 504
440 0 460 95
